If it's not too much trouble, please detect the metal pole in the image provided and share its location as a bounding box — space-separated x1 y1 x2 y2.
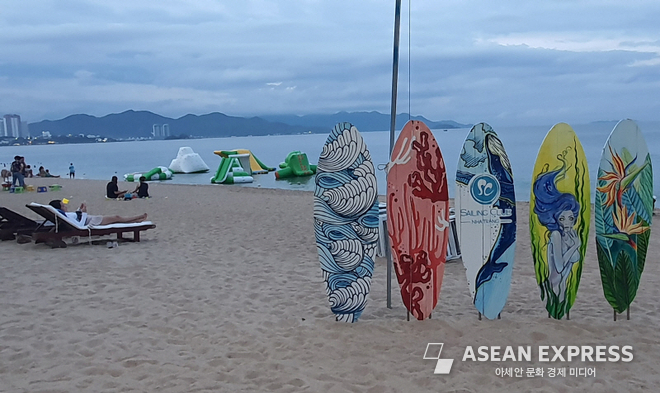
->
389 0 401 154
386 0 402 311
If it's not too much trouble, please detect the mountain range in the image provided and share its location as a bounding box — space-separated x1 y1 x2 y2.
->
27 110 471 139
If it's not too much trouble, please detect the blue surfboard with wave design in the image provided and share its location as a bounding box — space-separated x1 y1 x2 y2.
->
456 123 516 319
314 122 379 322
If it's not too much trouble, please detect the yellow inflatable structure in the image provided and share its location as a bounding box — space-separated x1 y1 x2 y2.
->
213 149 275 174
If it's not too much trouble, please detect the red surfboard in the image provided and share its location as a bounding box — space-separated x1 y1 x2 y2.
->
387 120 450 320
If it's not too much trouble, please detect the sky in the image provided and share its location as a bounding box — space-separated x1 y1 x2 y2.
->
1 0 659 126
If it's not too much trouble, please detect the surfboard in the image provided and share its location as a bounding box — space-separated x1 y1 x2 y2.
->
529 123 590 320
595 119 653 314
387 120 449 320
314 122 379 322
456 123 516 320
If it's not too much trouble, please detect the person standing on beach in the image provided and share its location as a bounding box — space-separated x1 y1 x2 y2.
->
10 156 25 188
69 163 75 179
19 157 28 178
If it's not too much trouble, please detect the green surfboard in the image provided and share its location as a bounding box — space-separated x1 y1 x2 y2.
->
595 119 653 315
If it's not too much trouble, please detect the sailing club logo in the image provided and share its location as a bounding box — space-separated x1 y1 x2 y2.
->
423 343 454 374
469 173 500 205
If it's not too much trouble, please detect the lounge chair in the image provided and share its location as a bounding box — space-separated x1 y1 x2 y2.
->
26 202 155 246
0 206 49 241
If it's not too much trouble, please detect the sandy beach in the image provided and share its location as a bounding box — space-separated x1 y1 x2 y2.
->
1 177 658 392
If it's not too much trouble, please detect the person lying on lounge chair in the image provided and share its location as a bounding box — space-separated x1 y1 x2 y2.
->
48 200 147 226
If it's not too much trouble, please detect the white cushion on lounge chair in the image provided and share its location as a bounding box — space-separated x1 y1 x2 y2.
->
90 222 154 230
27 203 151 230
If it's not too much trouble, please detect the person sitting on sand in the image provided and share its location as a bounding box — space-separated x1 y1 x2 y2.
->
132 176 149 198
1 168 10 183
37 166 60 178
25 165 34 178
106 176 128 199
48 200 147 226
45 169 60 178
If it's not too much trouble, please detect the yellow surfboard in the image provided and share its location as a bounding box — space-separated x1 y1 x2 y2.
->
529 123 590 319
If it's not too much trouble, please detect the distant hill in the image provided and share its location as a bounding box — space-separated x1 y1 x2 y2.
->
27 110 470 139
261 111 470 131
28 110 326 139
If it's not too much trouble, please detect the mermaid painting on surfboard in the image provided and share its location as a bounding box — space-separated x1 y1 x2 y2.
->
530 124 590 320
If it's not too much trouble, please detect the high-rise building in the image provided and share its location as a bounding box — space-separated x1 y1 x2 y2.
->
152 123 170 139
20 121 29 138
3 114 21 138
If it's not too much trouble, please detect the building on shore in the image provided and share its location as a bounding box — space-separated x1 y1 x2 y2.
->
1 114 28 138
152 123 170 139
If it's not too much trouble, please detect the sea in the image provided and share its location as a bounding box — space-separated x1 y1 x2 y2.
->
2 122 659 202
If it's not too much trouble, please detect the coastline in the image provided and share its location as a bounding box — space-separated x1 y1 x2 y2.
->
1 178 658 392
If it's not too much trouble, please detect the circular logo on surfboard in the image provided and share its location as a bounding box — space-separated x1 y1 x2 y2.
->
468 173 500 205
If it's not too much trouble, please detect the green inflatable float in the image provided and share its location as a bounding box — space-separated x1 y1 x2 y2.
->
124 166 173 182
211 151 254 184
275 151 317 180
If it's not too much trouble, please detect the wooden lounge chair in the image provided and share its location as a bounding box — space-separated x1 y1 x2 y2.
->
0 206 47 241
26 202 155 246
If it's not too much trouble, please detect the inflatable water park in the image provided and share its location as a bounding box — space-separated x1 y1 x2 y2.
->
123 146 317 185
275 151 317 179
210 149 275 184
169 147 210 173
124 147 209 182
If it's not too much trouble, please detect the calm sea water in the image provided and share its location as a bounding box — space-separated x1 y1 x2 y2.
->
2 122 659 201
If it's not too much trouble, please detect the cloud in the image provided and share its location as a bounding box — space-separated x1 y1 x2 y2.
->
0 0 659 126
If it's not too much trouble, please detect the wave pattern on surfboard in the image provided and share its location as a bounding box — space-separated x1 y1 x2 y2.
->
314 122 379 322
387 120 449 320
456 123 516 319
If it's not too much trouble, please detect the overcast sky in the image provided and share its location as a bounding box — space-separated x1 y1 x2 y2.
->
1 0 659 126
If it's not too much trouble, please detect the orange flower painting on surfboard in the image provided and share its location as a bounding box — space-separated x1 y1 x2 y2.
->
387 120 449 320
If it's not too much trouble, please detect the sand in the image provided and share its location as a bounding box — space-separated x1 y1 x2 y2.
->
1 177 659 392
